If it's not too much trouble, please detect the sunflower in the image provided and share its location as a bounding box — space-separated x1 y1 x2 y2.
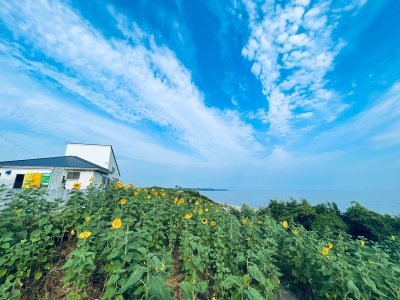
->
321 247 329 256
124 186 129 190
249 222 253 227
210 221 216 227
85 216 91 222
198 209 203 215
184 213 193 219
215 209 219 213
328 243 333 249
72 183 81 190
258 220 262 225
137 187 141 191
121 199 127 205
78 231 92 239
89 177 94 181
205 208 209 212
71 229 75 236
144 188 148 193
246 237 250 241
178 198 185 205
174 198 178 203
100 180 103 185
360 240 365 246
147 195 151 199
195 201 199 206
242 219 247 224
294 229 299 235
110 178 114 182
282 221 288 228
391 235 396 240
112 218 122 229
201 218 208 225
134 192 138 196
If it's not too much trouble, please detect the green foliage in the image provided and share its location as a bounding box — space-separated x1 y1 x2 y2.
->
263 198 348 234
0 183 399 300
343 201 399 242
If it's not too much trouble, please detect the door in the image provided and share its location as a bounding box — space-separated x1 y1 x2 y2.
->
13 174 25 189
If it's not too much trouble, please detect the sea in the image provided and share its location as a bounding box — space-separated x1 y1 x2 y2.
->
200 190 400 215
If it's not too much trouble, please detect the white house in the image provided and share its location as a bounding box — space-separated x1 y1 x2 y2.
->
0 143 120 189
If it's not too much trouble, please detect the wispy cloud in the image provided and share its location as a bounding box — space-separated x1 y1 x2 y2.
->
0 0 263 162
0 66 200 165
241 0 362 138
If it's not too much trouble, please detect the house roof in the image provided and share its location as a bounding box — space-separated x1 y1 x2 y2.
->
0 156 112 174
66 143 121 176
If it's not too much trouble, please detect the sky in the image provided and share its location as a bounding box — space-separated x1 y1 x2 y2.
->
0 0 399 190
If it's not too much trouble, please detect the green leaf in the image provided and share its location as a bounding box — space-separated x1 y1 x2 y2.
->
248 265 267 285
107 248 121 260
117 265 145 294
103 286 117 300
38 217 49 228
0 243 10 249
321 266 332 276
347 280 361 300
34 271 42 280
193 280 208 293
244 287 265 300
192 255 201 266
38 256 47 263
44 224 53 234
148 274 174 300
179 281 193 300
221 276 241 289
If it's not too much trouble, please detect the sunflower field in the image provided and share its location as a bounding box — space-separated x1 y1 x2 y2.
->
0 182 399 300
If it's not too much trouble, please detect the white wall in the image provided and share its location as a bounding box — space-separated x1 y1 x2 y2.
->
108 151 120 179
64 170 94 189
65 144 120 180
0 167 52 188
65 144 111 170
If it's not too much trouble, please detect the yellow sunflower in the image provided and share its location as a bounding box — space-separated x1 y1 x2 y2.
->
321 248 329 256
242 219 247 224
85 216 91 222
246 237 250 241
328 243 333 249
78 231 92 239
100 180 103 185
112 218 122 229
121 199 127 205
71 229 75 236
215 209 219 213
360 240 365 246
294 229 299 235
258 220 262 225
391 235 395 240
184 213 193 219
195 201 199 206
210 221 216 227
89 177 94 181
201 218 208 225
72 183 81 190
282 221 288 228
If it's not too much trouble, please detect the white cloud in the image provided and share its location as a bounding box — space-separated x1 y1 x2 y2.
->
0 0 264 163
241 0 362 138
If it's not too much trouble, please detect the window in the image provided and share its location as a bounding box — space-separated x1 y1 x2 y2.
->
112 167 115 174
102 176 107 183
66 172 80 180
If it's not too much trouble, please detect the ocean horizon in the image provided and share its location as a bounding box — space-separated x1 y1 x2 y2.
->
200 189 400 215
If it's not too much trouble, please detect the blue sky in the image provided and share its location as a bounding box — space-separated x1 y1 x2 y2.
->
0 0 399 190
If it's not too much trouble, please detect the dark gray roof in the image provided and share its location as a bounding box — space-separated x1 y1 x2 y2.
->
0 156 111 174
